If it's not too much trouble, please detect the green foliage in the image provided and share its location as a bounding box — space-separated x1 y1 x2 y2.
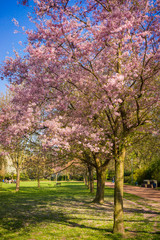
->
4 173 12 180
106 169 109 180
124 175 132 184
57 175 69 181
126 131 160 186
149 158 160 184
108 170 115 180
133 158 160 185
20 172 29 181
69 175 83 181
133 168 148 184
12 174 17 180
124 171 131 177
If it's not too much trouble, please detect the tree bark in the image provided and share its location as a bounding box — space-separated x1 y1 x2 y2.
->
113 147 125 235
16 162 20 192
88 165 94 193
93 167 106 204
84 171 88 187
37 177 40 188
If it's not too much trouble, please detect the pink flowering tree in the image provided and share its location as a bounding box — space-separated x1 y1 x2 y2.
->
1 0 160 235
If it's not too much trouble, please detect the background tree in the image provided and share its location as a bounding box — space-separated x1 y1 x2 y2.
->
0 152 6 180
24 153 50 188
126 132 160 185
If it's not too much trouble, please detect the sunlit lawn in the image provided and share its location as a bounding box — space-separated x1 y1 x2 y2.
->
0 181 159 240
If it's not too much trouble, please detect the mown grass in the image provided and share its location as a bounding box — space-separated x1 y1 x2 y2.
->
0 181 159 240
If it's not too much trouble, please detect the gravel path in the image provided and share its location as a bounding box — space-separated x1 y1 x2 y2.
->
105 182 160 208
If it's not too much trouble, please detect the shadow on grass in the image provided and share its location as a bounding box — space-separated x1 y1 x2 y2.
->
0 198 117 239
0 183 114 237
0 183 160 240
126 229 160 240
124 208 160 215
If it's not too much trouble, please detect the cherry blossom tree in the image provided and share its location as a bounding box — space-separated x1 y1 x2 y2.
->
0 0 159 235
18 0 29 6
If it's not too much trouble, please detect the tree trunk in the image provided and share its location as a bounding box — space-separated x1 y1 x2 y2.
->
68 173 70 181
56 173 58 183
93 167 106 204
16 162 20 192
113 147 125 235
84 172 88 187
37 177 40 188
88 166 94 193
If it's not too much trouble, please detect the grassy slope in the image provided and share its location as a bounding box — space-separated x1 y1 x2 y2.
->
0 181 159 240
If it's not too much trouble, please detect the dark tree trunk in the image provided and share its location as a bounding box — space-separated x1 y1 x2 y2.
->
113 147 125 235
93 167 106 204
84 171 88 187
16 162 20 192
88 166 94 193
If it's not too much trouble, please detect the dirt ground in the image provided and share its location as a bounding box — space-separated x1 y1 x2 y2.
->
105 182 160 208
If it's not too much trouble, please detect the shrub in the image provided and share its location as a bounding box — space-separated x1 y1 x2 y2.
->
133 168 152 185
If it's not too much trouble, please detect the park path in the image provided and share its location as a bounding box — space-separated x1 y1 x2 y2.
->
105 182 160 207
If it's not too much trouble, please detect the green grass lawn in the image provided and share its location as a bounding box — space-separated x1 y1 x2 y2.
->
0 181 159 240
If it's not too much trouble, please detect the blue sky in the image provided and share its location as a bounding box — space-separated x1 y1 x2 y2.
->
0 0 34 95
